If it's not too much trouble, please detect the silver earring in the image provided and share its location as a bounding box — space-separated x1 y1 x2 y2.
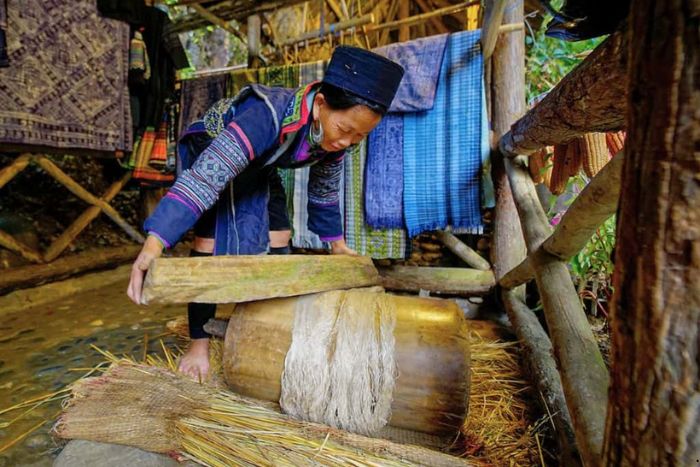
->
310 119 323 146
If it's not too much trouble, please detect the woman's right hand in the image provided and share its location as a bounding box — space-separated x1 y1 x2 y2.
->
127 235 165 305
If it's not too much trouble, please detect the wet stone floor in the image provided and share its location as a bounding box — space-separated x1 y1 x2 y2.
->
0 270 185 466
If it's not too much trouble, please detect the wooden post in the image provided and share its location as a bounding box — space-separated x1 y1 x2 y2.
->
490 1 581 464
436 231 491 271
505 155 608 466
44 173 133 262
500 150 624 289
603 1 700 464
247 14 261 68
398 0 409 42
499 31 628 157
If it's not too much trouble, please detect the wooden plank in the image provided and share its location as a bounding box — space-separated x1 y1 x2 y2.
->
500 150 624 289
604 1 700 463
0 228 43 263
499 30 627 157
0 153 31 190
44 172 132 262
0 245 141 294
141 255 382 304
436 231 491 271
490 2 581 464
378 266 494 296
33 156 145 244
505 154 607 466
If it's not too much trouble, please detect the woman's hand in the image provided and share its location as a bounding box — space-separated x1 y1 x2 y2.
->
330 238 358 256
127 235 164 305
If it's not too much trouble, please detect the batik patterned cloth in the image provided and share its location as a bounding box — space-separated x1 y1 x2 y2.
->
179 74 228 136
403 30 484 237
344 140 407 259
365 113 404 229
373 34 448 112
0 0 132 152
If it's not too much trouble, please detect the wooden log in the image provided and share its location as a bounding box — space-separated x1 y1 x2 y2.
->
0 228 43 264
436 231 491 271
491 2 581 464
44 173 132 262
481 0 507 60
499 30 628 157
141 255 382 304
505 155 608 466
0 245 141 294
32 156 145 244
223 291 471 436
378 265 494 296
500 150 624 289
0 153 31 189
603 1 700 464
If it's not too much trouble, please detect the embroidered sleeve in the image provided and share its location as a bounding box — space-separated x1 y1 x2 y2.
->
144 100 278 247
307 155 344 240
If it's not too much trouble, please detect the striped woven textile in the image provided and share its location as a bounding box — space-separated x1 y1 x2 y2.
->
402 30 484 237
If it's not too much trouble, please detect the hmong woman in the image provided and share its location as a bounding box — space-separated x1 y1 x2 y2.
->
127 46 404 380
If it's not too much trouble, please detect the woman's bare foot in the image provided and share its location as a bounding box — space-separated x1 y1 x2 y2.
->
178 338 210 381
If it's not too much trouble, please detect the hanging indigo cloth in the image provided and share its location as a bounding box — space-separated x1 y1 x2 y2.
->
402 30 484 237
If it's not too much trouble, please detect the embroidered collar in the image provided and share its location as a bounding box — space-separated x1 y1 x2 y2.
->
279 81 320 144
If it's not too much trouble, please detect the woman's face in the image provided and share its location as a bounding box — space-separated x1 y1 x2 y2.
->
313 93 382 152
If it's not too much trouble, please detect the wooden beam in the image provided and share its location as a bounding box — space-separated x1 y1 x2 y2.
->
378 265 494 296
142 255 381 304
0 245 141 294
44 172 133 262
490 2 581 464
499 31 627 157
500 150 624 289
0 228 43 263
279 14 374 46
414 0 449 34
191 4 247 43
0 153 31 189
481 0 507 60
436 231 491 271
505 155 608 466
32 156 144 244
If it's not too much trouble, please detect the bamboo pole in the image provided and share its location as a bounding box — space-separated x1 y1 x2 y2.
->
0 153 31 189
414 0 448 33
367 0 479 32
398 0 409 41
436 231 491 271
505 155 608 466
32 156 145 244
380 0 401 45
279 14 374 46
499 30 627 157
500 151 624 289
44 172 133 262
0 228 43 263
191 4 247 43
490 1 581 464
480 0 507 60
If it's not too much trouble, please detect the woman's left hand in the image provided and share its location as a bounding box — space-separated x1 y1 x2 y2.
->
330 238 358 256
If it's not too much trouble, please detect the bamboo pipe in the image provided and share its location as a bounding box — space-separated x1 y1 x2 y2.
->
222 291 471 436
500 150 624 289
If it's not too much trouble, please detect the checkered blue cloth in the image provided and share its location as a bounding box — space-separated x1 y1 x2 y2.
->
403 30 484 237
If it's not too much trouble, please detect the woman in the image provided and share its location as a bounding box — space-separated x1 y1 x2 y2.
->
127 46 404 380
